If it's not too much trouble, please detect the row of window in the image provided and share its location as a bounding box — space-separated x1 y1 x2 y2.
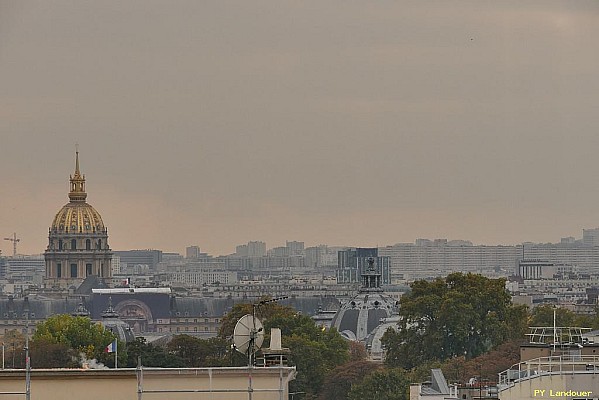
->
54 239 104 251
158 326 214 333
56 263 103 278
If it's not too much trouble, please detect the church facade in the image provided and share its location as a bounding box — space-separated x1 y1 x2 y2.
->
44 151 113 288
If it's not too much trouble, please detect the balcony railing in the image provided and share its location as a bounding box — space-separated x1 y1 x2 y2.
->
498 355 599 390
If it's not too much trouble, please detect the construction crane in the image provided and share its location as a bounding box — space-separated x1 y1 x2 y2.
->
4 233 20 257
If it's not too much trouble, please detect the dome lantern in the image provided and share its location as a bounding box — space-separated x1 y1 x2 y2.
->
69 150 87 202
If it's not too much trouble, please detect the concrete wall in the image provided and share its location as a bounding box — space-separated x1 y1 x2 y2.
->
499 372 599 400
0 367 295 400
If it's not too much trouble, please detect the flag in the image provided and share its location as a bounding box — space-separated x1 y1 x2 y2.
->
105 340 117 353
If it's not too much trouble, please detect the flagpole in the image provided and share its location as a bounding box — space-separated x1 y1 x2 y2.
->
115 340 118 369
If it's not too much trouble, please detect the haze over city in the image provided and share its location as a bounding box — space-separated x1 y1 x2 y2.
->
1 1 598 256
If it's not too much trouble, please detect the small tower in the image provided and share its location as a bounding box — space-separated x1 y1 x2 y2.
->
100 297 135 343
360 257 383 292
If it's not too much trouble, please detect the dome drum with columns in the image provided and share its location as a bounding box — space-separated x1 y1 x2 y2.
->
45 151 113 288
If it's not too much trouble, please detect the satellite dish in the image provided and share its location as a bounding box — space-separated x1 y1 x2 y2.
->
233 314 264 356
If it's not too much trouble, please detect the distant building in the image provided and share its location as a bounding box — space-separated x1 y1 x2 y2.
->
583 228 599 247
2 255 45 282
114 249 163 272
158 270 237 287
336 248 391 284
268 246 289 257
44 151 113 288
247 241 266 257
236 241 266 257
380 240 518 282
286 241 304 256
518 259 555 279
186 245 202 259
305 245 325 268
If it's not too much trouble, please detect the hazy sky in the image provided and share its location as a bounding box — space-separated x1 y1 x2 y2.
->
1 1 599 256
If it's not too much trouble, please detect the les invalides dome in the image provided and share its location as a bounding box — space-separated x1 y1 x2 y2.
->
45 151 113 288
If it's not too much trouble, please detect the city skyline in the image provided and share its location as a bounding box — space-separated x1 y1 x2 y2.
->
1 1 599 256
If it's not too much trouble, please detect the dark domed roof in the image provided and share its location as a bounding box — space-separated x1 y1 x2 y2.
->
331 291 396 341
100 298 135 343
331 257 398 341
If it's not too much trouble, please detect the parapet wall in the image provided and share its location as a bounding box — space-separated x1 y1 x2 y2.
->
0 367 295 400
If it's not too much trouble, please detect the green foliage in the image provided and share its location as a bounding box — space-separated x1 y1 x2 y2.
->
530 305 576 327
318 360 381 400
218 297 296 339
384 273 526 369
31 338 75 368
347 368 410 400
167 335 230 367
216 298 349 397
1 330 26 368
125 337 184 368
529 305 599 334
32 314 121 367
348 341 368 361
286 324 349 395
440 339 523 384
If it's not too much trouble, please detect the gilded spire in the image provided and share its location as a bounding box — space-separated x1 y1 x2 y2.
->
75 146 81 177
69 148 87 202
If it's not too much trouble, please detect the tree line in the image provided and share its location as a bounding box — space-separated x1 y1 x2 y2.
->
3 273 599 399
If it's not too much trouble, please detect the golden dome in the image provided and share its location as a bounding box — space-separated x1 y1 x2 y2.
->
51 202 105 234
50 150 106 234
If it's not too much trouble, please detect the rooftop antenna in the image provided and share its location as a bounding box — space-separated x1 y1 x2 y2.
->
233 314 264 367
3 233 20 256
553 307 557 353
232 296 288 367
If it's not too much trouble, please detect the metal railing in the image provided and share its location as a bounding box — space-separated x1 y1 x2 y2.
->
498 355 599 389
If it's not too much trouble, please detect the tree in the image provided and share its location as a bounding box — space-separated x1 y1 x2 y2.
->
384 273 527 369
218 298 297 339
348 341 368 362
319 360 381 400
32 314 122 367
216 298 349 397
347 368 410 400
125 337 184 368
166 335 230 367
530 305 577 327
2 330 25 368
440 339 523 384
31 338 74 368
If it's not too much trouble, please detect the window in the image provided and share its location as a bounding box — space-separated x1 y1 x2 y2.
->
71 239 77 250
58 240 63 250
57 263 62 278
70 263 78 278
86 264 92 276
86 239 91 250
